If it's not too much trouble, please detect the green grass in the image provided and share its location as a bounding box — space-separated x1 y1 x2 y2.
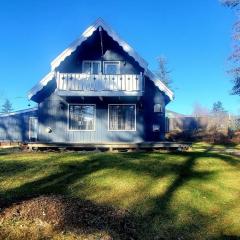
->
0 143 240 239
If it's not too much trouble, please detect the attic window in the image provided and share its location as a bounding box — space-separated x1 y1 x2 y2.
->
82 61 101 74
154 104 163 113
104 61 120 74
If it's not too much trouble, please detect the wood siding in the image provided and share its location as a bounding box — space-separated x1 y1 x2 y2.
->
37 77 166 143
0 110 38 141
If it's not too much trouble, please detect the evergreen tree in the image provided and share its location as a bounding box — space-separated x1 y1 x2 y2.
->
212 101 225 113
2 99 13 113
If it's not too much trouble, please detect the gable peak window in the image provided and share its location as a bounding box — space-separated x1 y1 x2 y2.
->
82 61 101 74
104 61 120 74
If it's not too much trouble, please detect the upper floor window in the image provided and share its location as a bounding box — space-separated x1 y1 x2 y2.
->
104 61 120 74
82 61 101 74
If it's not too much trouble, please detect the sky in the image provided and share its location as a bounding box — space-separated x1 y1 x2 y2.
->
0 0 239 115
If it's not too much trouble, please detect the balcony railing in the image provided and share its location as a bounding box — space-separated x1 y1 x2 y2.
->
56 72 144 97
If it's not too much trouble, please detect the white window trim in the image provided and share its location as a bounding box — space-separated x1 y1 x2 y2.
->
108 104 136 132
103 61 121 74
82 60 101 74
68 104 96 132
29 117 38 140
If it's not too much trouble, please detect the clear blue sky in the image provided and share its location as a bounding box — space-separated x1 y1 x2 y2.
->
0 0 239 114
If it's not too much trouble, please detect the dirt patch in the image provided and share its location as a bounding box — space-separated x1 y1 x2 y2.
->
0 195 138 240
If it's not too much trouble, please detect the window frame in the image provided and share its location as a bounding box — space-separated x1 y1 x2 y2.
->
82 61 101 74
68 104 96 132
108 104 136 132
103 61 121 74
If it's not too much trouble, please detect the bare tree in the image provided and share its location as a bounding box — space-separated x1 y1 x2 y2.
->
221 0 240 95
156 56 172 87
192 103 210 117
221 0 240 7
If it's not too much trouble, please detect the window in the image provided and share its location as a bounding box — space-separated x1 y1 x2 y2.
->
154 104 163 113
82 61 101 74
69 105 95 131
153 124 160 132
104 61 120 74
108 104 136 131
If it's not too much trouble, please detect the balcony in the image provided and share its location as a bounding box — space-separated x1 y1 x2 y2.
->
56 72 144 97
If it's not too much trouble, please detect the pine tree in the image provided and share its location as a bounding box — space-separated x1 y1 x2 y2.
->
2 99 13 113
212 101 225 113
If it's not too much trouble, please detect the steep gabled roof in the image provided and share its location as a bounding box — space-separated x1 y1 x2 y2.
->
51 18 148 71
28 18 174 101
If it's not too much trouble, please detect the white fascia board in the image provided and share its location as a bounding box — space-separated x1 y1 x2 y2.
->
0 107 38 118
146 69 174 101
28 71 55 100
50 18 148 71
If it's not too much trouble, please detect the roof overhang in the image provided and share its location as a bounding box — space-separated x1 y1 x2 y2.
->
0 107 38 118
28 18 174 101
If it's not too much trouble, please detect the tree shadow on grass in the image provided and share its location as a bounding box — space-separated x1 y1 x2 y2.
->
0 146 239 239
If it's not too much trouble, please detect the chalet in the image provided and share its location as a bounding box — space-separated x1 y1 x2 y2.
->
0 19 174 146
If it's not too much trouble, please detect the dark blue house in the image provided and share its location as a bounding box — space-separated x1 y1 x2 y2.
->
0 19 174 144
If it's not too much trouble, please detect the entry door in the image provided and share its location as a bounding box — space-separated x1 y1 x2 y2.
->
29 117 38 141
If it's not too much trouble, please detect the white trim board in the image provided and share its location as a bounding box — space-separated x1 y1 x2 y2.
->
0 107 38 118
28 18 174 101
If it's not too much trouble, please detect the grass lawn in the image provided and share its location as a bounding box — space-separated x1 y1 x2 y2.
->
0 143 240 239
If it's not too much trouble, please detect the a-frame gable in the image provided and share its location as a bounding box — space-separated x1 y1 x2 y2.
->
28 18 174 101
51 18 148 71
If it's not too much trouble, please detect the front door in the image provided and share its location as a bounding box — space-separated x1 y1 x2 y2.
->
29 117 38 142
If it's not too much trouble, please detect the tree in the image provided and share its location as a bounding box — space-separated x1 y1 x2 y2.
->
210 101 229 134
221 0 240 7
1 99 13 113
156 56 172 87
192 103 210 117
212 101 225 113
222 0 240 95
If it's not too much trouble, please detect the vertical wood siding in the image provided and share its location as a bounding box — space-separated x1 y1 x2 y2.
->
0 110 38 141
